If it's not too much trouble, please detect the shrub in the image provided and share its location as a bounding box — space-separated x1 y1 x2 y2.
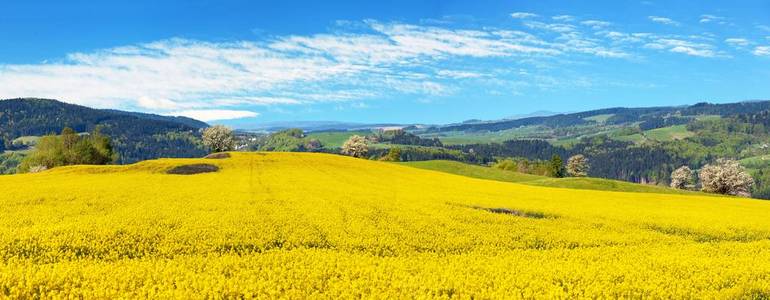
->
548 155 566 178
699 159 754 197
380 147 402 162
493 157 551 176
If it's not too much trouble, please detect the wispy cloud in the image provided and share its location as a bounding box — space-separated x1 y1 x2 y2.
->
725 38 751 47
552 15 575 22
648 16 680 26
0 22 564 119
524 21 578 33
510 12 538 19
0 12 762 119
644 38 717 57
754 46 770 56
368 22 559 57
436 69 485 79
580 20 612 30
699 14 726 24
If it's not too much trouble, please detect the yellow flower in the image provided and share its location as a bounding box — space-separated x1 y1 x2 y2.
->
1 152 769 298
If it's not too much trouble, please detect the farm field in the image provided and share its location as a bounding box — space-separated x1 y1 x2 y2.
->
2 152 770 298
643 125 695 141
306 131 370 148
419 126 549 145
740 154 770 170
604 125 695 145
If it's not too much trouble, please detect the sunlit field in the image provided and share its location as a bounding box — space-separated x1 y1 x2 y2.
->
2 152 770 298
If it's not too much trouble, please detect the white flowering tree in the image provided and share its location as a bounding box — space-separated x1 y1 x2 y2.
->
566 154 589 177
202 125 235 153
670 166 695 190
341 135 369 158
699 159 754 197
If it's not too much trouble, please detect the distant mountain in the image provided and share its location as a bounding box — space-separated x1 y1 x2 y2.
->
0 98 208 163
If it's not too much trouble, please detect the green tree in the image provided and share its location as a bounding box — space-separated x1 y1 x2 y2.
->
0 152 25 174
259 129 317 152
548 154 565 178
381 147 402 162
18 127 117 173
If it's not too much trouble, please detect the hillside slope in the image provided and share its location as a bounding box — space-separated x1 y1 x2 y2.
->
399 160 701 195
0 98 208 163
2 152 770 297
430 100 770 133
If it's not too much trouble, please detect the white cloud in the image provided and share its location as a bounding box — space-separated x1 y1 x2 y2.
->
510 12 538 19
600 31 648 44
136 96 186 110
644 38 717 57
552 15 574 22
725 38 751 47
754 46 770 56
669 46 714 57
436 69 484 79
648 16 679 26
168 109 259 121
0 14 746 118
0 39 362 111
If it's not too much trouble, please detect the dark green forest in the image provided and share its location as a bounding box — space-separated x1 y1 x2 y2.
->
0 98 208 164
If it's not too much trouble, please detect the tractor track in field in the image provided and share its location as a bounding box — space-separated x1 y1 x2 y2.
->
248 154 279 205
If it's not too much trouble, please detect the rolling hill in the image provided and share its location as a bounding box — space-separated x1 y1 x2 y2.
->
2 152 769 298
0 98 209 164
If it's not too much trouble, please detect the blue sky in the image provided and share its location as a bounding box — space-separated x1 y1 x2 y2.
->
1 0 770 125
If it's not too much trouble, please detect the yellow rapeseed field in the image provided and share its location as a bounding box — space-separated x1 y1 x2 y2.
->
2 152 770 298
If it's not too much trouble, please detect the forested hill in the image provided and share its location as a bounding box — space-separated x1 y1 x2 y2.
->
0 98 208 163
431 101 770 133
